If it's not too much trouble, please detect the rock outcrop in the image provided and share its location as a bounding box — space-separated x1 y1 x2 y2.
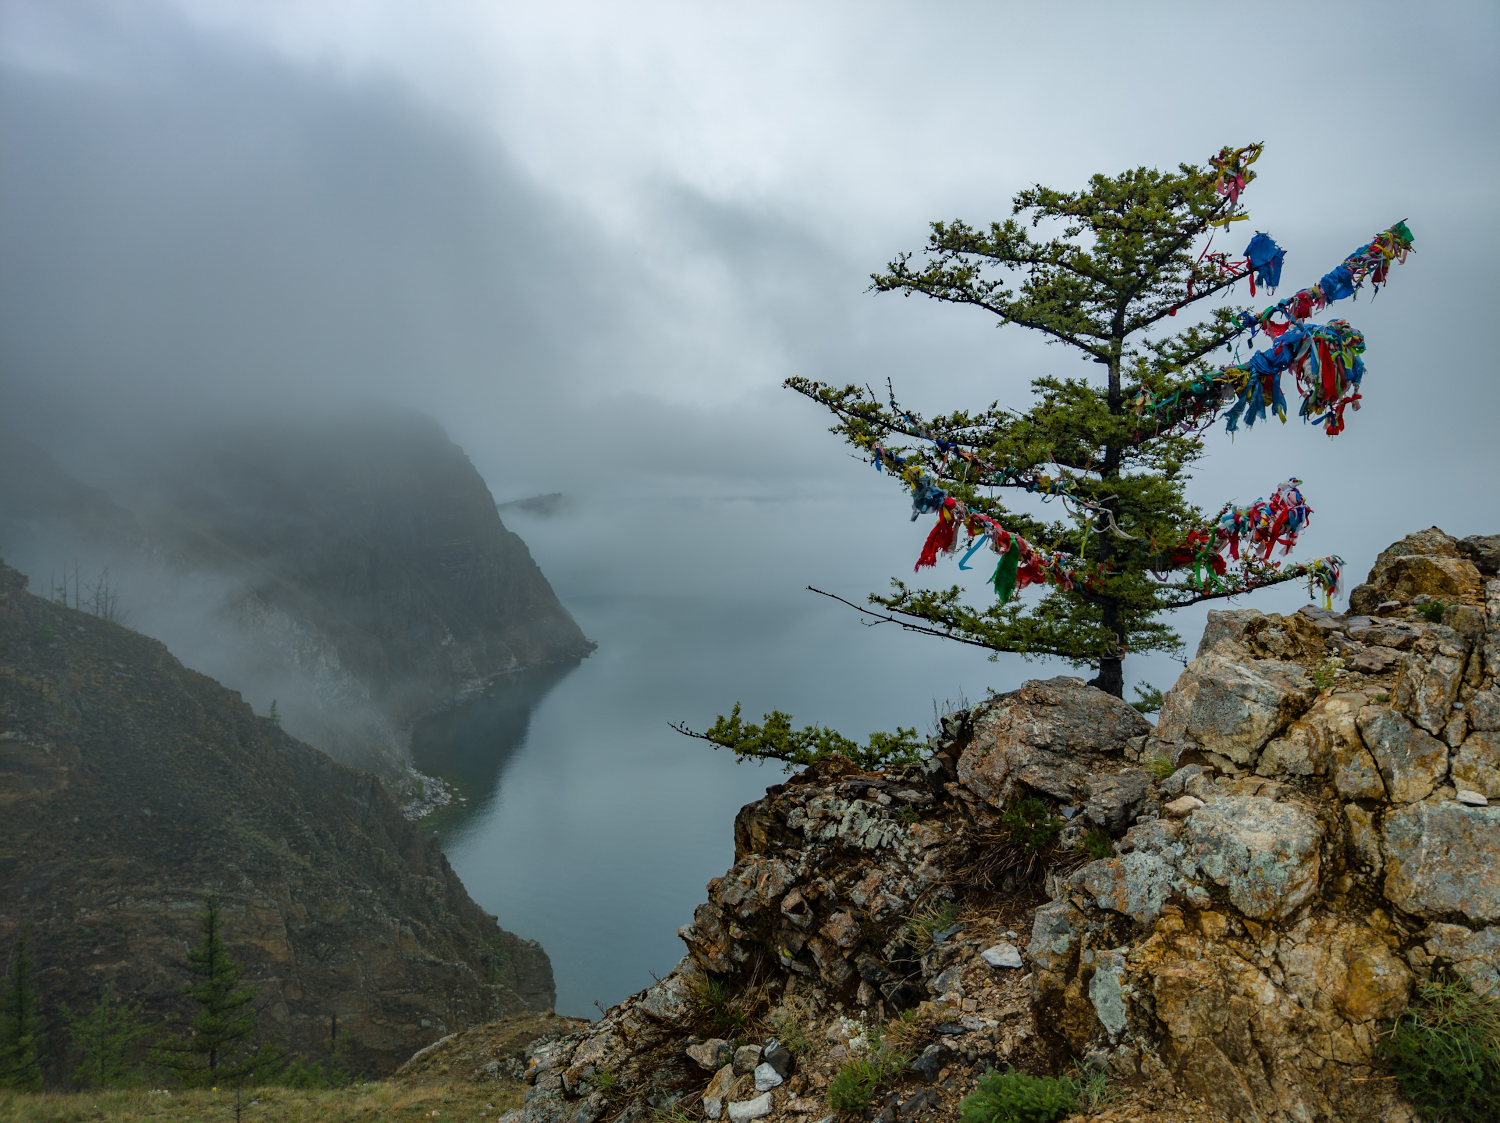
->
484 528 1497 1123
0 562 554 1079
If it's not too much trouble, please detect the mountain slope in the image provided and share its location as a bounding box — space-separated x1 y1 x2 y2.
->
0 561 553 1078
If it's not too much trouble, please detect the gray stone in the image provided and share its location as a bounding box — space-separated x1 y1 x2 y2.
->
1457 789 1489 806
1469 690 1500 732
1152 653 1316 766
1196 609 1263 656
1347 646 1404 674
1458 534 1500 576
1086 948 1128 1038
1160 764 1208 798
1424 922 1500 997
1347 623 1418 650
1383 802 1500 923
1357 706 1449 803
897 1088 940 1120
1075 852 1179 924
1183 796 1322 920
1027 899 1086 974
752 1062 783 1091
761 1039 791 1077
1083 769 1152 832
732 1044 762 1075
907 1042 947 1083
1444 604 1488 642
957 678 1151 808
980 943 1023 969
686 1039 732 1072
930 965 963 997
1118 817 1181 854
1393 646 1466 735
727 1094 773 1123
1454 732 1500 798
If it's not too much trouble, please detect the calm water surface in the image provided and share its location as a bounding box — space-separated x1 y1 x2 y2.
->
411 589 996 1017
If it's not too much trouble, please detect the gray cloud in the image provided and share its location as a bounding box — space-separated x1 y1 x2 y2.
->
1 0 1497 704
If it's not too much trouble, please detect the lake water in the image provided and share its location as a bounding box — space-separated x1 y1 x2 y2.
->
410 587 998 1018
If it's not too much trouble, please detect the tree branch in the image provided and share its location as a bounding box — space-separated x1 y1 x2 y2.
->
806 586 1074 657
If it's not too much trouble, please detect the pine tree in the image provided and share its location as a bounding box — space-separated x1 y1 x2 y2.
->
0 924 46 1091
150 894 283 1087
788 143 1411 695
62 982 151 1088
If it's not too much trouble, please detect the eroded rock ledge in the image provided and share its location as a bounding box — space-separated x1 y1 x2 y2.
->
502 528 1498 1123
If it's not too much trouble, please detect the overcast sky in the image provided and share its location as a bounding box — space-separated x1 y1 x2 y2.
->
2 0 1497 699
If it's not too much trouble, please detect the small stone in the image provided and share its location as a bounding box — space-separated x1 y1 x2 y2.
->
980 943 1023 968
761 1039 792 1077
1458 790 1489 806
898 1088 940 1120
732 1044 762 1075
1164 795 1204 817
686 1039 732 1072
727 1094 773 1122
929 922 963 944
785 1099 822 1115
703 1063 736 1119
752 1062 783 1092
908 1042 946 1083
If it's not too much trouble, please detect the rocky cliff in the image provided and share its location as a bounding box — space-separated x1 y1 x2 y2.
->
0 561 554 1078
0 407 593 774
472 527 1498 1123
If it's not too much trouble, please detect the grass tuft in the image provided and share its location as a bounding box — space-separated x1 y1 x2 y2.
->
1382 977 1500 1122
690 974 753 1038
1146 754 1175 780
959 1068 1079 1123
907 902 959 952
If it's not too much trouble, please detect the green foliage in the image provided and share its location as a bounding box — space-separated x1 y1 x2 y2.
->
1130 684 1164 715
584 1069 617 1093
62 983 151 1089
1374 692 1391 704
272 1050 356 1090
1072 1062 1118 1111
1309 656 1342 693
1077 829 1114 861
959 1068 1079 1123
785 145 1354 694
150 895 283 1087
997 797 1062 853
0 925 46 1091
484 934 512 986
1382 978 1500 1122
908 902 959 952
766 1008 811 1057
674 703 925 771
1417 600 1447 624
895 806 921 826
826 1047 911 1116
690 976 751 1039
1146 754 1176 780
268 699 281 725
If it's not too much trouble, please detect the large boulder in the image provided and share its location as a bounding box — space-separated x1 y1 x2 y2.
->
1383 801 1500 923
1421 922 1500 998
1453 731 1500 797
1348 527 1483 613
1196 608 1264 656
1390 634 1468 735
957 677 1150 808
1255 692 1385 800
1356 706 1449 803
1152 652 1316 767
1181 796 1323 921
1457 533 1500 576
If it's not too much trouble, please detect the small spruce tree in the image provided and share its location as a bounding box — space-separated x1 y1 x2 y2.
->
0 924 46 1091
62 982 152 1089
150 894 283 1087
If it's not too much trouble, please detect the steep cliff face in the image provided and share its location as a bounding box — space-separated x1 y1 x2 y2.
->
0 407 593 773
0 562 554 1078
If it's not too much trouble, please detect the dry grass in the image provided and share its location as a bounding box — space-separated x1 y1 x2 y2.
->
0 1078 523 1122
